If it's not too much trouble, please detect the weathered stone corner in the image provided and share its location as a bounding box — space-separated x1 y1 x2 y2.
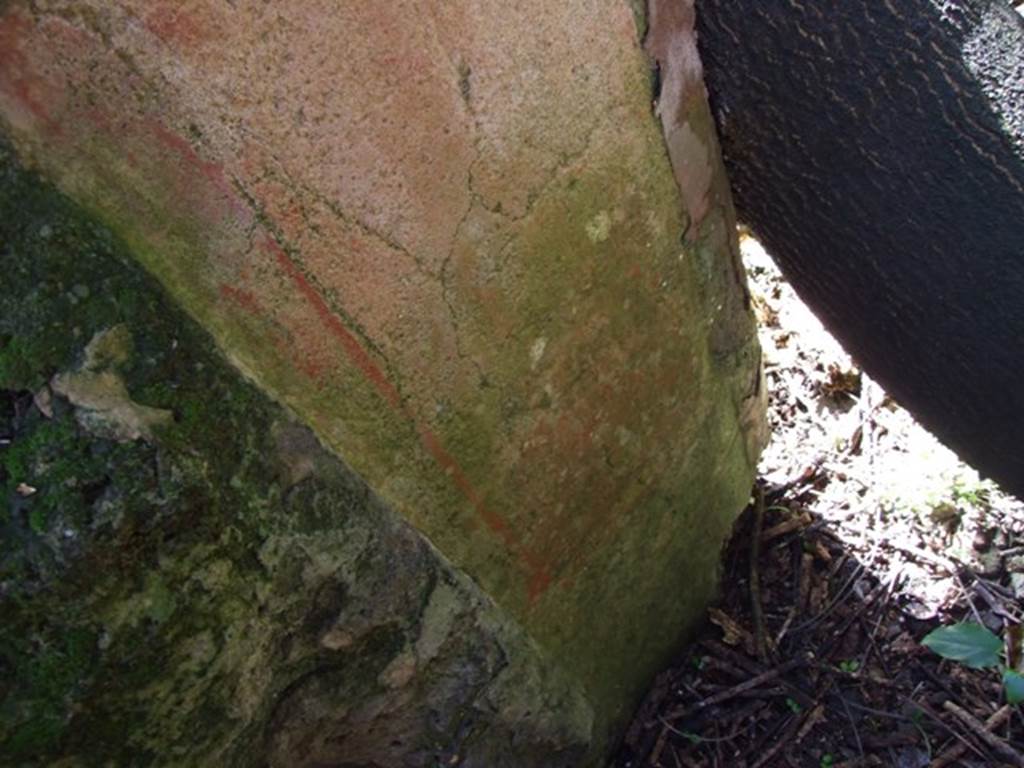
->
0 146 593 765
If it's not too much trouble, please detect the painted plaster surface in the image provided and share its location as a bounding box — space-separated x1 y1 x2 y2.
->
0 0 765 748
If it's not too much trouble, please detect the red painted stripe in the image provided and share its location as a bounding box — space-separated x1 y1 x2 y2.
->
147 119 249 218
268 239 403 410
263 235 552 603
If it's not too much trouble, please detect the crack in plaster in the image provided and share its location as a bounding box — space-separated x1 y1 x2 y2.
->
232 122 438 281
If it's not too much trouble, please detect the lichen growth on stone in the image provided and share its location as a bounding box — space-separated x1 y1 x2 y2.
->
50 324 174 441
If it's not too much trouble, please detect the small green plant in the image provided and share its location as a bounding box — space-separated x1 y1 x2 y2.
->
838 659 859 674
820 754 835 768
785 697 802 714
949 475 991 508
922 622 1024 704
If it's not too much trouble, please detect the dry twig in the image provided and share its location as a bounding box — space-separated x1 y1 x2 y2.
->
762 511 813 542
930 704 1014 768
751 485 768 661
943 700 1024 766
663 657 807 722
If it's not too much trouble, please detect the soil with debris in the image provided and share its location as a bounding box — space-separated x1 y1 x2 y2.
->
613 235 1024 768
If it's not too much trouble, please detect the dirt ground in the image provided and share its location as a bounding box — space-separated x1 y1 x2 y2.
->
613 235 1024 768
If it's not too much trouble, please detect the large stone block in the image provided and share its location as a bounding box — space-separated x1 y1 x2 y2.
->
0 147 592 766
0 1 764 763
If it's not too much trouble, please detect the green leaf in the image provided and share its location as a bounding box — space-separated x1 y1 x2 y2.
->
922 623 1002 669
1003 670 1024 704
